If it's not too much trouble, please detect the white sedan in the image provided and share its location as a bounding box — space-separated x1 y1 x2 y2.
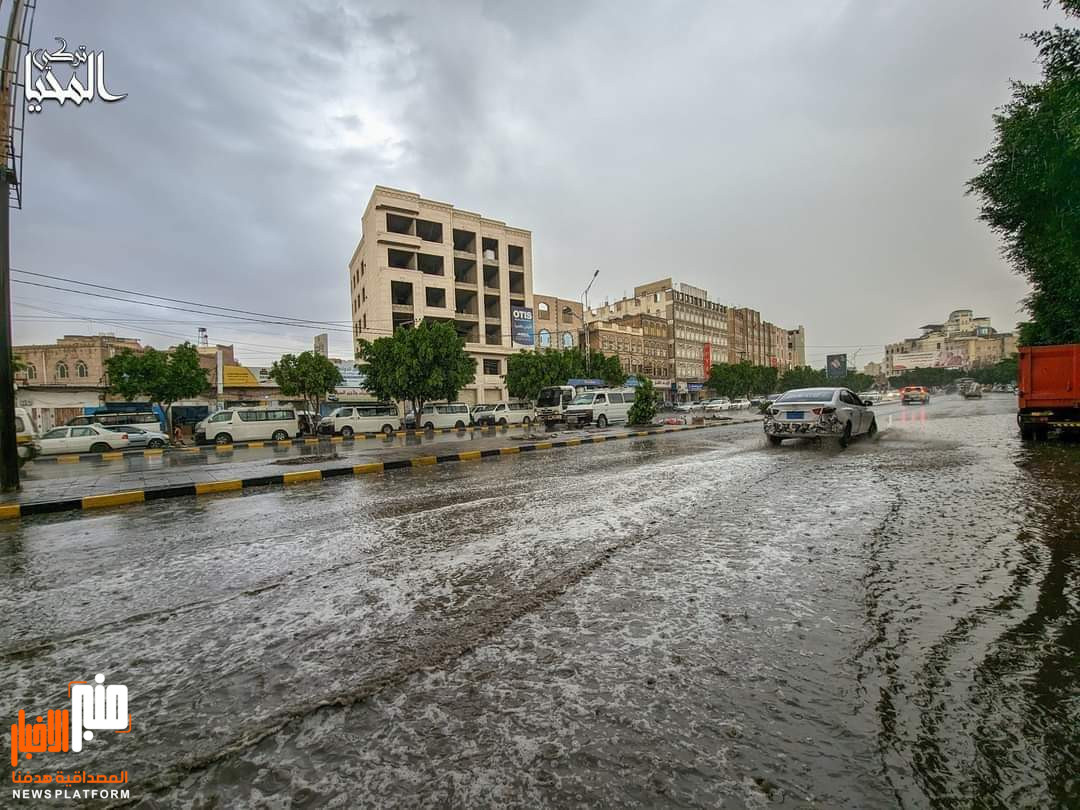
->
763 387 877 448
33 423 133 455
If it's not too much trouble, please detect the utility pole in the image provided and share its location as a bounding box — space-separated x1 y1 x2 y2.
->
582 269 598 377
0 0 32 492
0 165 15 490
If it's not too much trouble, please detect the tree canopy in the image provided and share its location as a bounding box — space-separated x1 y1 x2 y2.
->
505 348 625 400
968 0 1080 345
103 342 208 427
356 320 476 416
627 377 658 425
775 365 875 394
706 362 779 399
270 351 343 421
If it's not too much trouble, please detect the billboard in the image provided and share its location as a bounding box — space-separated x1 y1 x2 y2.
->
702 342 711 377
826 353 848 379
511 306 534 346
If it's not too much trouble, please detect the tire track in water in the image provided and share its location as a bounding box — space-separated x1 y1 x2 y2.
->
110 444 780 806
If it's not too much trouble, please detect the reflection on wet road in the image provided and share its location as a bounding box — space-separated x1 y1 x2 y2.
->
1 395 1076 808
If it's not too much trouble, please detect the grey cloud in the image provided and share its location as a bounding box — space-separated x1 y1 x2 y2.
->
12 0 1064 365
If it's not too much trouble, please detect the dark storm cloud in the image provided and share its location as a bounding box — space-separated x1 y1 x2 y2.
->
12 1 1065 365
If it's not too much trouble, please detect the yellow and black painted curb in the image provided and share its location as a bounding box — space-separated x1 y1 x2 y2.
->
27 425 522 466
0 423 722 522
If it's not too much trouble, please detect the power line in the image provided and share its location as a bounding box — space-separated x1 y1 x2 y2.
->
11 278 355 333
12 268 353 327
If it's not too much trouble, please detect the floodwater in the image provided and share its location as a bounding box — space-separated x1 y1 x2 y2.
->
1 395 1077 808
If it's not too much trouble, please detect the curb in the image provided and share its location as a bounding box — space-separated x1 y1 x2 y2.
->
27 425 523 465
0 423 734 522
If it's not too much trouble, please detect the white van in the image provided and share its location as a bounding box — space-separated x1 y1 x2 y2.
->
562 388 634 428
472 401 535 427
318 403 401 437
417 402 471 431
195 407 300 445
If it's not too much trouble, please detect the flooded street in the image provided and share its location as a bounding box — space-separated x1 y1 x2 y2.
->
2 395 1077 808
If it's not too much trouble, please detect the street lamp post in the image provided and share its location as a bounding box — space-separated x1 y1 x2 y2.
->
581 269 598 376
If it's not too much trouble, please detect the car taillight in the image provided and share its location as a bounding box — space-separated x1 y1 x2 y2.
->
769 408 779 416
813 407 835 416
121 433 128 439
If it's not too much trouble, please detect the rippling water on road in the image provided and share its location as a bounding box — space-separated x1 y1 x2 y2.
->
1 396 1077 808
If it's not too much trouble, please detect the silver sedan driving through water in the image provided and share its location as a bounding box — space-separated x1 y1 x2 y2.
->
763 387 878 447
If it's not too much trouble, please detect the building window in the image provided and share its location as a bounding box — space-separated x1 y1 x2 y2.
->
562 332 573 348
25 364 35 379
483 358 500 375
75 361 88 378
538 329 551 348
537 301 549 319
362 287 366 302
56 362 68 379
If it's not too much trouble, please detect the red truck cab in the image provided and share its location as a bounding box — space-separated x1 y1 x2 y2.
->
1017 344 1080 439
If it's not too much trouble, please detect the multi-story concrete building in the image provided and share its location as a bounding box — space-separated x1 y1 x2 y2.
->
349 186 535 405
588 321 644 376
584 277 802 395
884 309 1016 375
533 294 582 350
14 334 144 387
787 326 807 368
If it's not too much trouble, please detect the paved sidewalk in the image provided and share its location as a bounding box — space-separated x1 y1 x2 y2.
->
0 417 761 520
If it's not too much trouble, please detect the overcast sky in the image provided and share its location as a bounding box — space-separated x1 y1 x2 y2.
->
11 0 1065 368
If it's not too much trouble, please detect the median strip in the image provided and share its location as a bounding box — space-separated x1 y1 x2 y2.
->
0 422 737 522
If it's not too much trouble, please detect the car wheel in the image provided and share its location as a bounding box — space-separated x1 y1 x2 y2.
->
498 418 508 427
148 438 165 449
522 416 531 426
867 418 878 439
768 435 783 446
382 424 395 435
839 422 852 448
341 426 354 438
597 414 608 428
89 442 110 454
424 422 435 431
215 433 233 445
454 420 465 430
271 430 289 441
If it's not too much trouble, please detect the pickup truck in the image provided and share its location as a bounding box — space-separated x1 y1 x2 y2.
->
1017 344 1080 440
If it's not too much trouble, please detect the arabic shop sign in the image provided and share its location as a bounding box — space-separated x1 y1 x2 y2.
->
23 37 126 114
10 672 132 799
511 306 534 346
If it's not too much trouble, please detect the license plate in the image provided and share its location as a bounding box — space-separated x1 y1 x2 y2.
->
785 411 804 420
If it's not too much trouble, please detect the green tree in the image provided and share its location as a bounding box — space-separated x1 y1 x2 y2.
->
968 0 1080 346
356 320 476 419
887 367 963 389
971 355 1019 385
837 372 875 392
628 377 658 425
750 365 779 396
270 351 344 427
505 348 625 400
778 366 827 392
707 362 753 399
103 342 209 431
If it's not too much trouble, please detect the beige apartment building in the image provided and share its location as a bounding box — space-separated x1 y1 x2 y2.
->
533 294 582 350
14 334 144 386
786 326 807 368
585 278 800 396
884 309 1016 375
349 186 535 405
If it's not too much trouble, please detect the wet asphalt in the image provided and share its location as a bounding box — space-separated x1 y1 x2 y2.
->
1 394 1077 809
